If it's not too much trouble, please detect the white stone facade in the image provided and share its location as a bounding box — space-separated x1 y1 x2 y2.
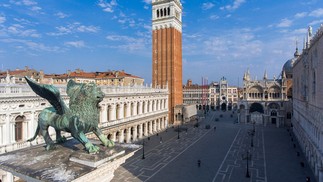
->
292 25 323 181
0 83 168 181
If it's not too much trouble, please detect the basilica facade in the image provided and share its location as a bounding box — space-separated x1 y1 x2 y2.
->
238 55 295 127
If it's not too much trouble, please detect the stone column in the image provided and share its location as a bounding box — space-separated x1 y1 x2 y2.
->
111 132 116 142
153 120 157 133
144 101 148 114
138 124 143 139
148 121 152 135
157 100 160 111
153 100 156 111
133 126 137 142
119 130 124 143
126 128 131 143
117 104 124 120
138 102 143 115
125 103 131 118
149 101 152 112
144 122 148 136
4 114 10 145
101 104 108 123
132 102 137 116
109 105 116 121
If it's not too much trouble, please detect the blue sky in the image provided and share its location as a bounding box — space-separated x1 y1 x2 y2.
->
0 0 322 86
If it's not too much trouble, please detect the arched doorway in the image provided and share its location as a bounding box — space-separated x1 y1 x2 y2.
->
221 103 226 111
249 103 264 124
249 103 264 113
271 110 277 124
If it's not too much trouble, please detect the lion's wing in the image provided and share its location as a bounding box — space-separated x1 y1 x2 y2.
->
25 76 68 115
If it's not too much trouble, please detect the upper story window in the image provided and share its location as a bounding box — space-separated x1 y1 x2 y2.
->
15 116 25 142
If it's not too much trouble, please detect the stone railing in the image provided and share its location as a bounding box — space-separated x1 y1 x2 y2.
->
0 84 168 98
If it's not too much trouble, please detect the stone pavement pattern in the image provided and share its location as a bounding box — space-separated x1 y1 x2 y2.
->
112 111 315 182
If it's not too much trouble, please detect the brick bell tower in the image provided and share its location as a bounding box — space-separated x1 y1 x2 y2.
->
152 0 183 124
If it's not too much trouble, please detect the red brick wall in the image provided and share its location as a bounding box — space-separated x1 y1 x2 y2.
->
153 27 183 124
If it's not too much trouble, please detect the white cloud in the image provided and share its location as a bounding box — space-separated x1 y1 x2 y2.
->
31 6 41 11
106 35 136 42
98 0 117 13
309 19 323 26
6 24 41 38
202 2 215 10
294 12 307 18
48 23 100 36
10 0 37 6
0 38 60 52
292 28 308 34
309 8 323 17
277 18 292 28
77 25 99 33
221 0 245 11
143 0 151 4
64 41 85 48
106 34 147 51
209 15 219 20
55 12 68 19
0 15 6 24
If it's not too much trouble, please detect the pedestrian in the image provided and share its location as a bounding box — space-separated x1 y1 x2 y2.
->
197 159 201 167
214 126 216 131
160 136 163 143
306 177 311 182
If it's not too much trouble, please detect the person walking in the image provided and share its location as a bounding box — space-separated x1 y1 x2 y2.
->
160 136 163 143
197 159 201 167
214 126 216 132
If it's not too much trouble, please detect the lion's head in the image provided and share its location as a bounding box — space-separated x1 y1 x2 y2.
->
66 80 104 114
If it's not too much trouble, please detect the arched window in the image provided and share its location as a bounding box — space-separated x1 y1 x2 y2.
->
160 9 163 17
271 110 277 116
15 116 24 141
164 8 167 16
168 7 170 15
157 9 159 18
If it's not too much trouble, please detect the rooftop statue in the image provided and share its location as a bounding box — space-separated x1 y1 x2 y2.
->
25 76 114 154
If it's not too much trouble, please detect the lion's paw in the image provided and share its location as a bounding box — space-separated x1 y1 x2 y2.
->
107 140 115 148
57 136 67 143
45 143 56 151
86 143 100 154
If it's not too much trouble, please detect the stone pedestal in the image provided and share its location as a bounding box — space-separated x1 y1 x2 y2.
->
0 139 140 182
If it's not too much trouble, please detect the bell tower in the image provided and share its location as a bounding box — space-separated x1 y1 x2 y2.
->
152 0 183 124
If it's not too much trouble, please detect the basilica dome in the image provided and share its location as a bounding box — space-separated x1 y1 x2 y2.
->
283 59 293 75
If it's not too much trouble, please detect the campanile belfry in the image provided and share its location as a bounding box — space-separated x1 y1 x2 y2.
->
152 0 183 124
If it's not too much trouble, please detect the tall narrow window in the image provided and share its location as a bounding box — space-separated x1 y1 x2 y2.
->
15 116 24 141
168 7 170 15
157 10 159 18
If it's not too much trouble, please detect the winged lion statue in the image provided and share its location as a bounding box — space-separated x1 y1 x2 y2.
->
25 76 114 154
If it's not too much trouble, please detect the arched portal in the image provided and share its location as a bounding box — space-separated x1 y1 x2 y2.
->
249 103 264 113
221 103 227 111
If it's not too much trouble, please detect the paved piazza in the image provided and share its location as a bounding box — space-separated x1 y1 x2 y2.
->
112 111 315 182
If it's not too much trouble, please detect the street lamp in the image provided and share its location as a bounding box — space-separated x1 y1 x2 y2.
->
142 139 145 159
242 150 252 178
177 125 180 139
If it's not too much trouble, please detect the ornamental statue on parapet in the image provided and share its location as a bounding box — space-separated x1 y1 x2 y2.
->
25 76 114 154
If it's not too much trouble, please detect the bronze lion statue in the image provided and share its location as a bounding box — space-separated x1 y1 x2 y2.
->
25 76 114 154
